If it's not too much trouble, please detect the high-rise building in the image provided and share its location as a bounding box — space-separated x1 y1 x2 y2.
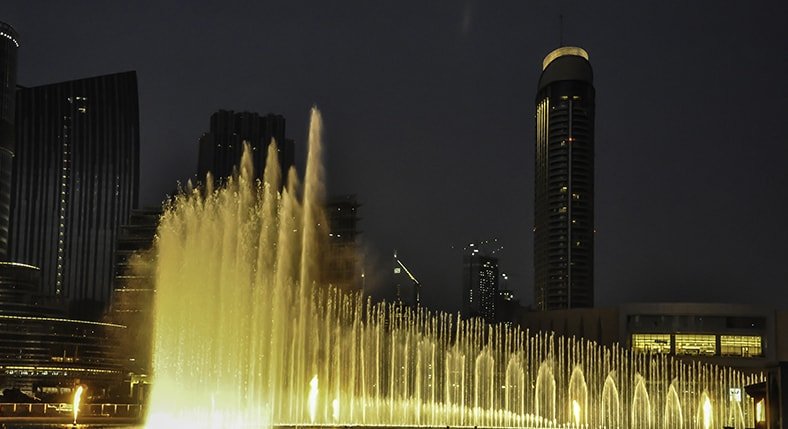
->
197 110 294 184
324 194 362 292
110 207 161 383
10 71 140 308
534 47 595 310
0 21 19 259
462 250 499 322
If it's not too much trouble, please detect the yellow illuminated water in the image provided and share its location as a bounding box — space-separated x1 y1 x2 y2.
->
145 107 762 428
700 393 712 429
73 385 84 425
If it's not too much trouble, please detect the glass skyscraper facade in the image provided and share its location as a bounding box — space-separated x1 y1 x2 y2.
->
0 21 19 259
462 252 499 322
10 71 139 307
197 110 294 184
534 47 595 310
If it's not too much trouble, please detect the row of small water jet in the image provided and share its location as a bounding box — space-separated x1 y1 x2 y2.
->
145 107 762 429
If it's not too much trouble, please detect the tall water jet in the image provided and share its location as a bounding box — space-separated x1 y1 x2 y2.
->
601 372 620 429
473 347 495 420
444 346 465 426
728 396 745 429
535 358 556 422
631 374 651 429
504 353 525 418
663 379 683 429
567 365 587 426
696 391 713 429
72 385 84 426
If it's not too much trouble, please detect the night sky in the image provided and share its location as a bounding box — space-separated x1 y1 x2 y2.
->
6 1 788 311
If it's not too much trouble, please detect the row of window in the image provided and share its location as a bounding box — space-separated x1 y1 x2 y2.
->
631 333 763 357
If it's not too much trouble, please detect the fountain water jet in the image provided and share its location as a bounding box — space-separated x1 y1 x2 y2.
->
534 358 556 422
568 365 587 426
144 107 763 428
663 380 683 429
696 391 713 429
631 374 651 429
72 385 84 426
728 396 745 429
600 372 619 428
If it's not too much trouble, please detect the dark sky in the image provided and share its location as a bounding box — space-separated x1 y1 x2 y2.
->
6 1 788 311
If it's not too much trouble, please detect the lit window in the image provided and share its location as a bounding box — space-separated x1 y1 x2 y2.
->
675 334 716 356
720 335 762 357
631 334 671 354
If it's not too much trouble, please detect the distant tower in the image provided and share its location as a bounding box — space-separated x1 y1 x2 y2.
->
0 21 19 259
324 194 362 292
534 47 595 310
11 71 140 309
393 250 421 307
197 110 295 184
462 246 499 322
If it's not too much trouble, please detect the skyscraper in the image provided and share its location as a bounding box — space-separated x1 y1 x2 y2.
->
324 194 363 292
197 110 294 184
534 47 595 311
11 71 139 308
0 21 19 259
462 249 499 322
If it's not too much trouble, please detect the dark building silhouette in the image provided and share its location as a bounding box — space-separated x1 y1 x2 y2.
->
10 71 139 309
495 288 527 324
534 47 595 311
197 110 294 184
462 250 499 322
325 195 362 292
0 22 19 258
110 207 160 397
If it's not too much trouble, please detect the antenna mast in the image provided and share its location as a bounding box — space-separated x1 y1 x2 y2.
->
559 13 564 46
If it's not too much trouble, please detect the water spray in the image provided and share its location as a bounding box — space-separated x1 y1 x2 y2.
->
72 385 85 426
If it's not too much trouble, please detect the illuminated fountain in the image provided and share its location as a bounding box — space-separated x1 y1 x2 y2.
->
73 385 84 426
145 107 762 428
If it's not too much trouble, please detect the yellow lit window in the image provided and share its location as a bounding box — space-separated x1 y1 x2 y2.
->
675 334 716 356
632 334 671 354
720 335 762 357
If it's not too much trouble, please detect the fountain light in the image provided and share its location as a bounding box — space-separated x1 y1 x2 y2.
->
572 399 581 427
702 396 712 429
755 399 765 422
308 375 319 423
73 385 85 425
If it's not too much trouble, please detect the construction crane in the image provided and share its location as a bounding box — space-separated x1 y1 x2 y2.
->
393 250 422 307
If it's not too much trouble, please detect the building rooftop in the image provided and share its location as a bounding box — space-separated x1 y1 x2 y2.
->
542 46 589 70
537 46 593 92
0 21 19 48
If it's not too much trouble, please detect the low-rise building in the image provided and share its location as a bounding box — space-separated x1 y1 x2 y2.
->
0 262 125 397
519 302 788 371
